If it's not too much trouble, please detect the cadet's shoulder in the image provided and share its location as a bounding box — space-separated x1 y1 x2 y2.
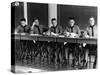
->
36 24 44 28
17 25 21 27
57 25 62 28
74 25 79 28
65 25 69 29
33 25 38 29
16 25 22 29
50 26 54 28
25 25 30 27
86 25 91 28
94 25 97 28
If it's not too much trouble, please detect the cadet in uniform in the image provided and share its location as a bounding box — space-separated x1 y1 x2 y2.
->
15 18 30 33
49 18 64 66
15 18 32 64
64 17 80 67
30 18 48 34
30 18 49 63
85 17 97 69
50 18 63 35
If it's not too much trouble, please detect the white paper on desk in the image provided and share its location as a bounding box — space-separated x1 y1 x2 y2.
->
69 33 79 38
64 42 67 45
33 40 36 43
20 33 26 35
51 32 58 36
30 34 41 36
58 35 65 37
15 33 26 35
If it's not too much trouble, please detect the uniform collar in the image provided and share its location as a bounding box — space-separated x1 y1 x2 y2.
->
20 25 27 28
52 25 57 28
34 24 39 27
69 25 74 28
90 24 95 28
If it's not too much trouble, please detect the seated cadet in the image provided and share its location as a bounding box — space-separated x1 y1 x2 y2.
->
15 18 30 34
84 17 97 69
30 19 42 34
50 18 63 36
15 18 32 64
48 18 64 66
14 18 31 47
64 17 80 67
30 18 49 63
30 18 48 34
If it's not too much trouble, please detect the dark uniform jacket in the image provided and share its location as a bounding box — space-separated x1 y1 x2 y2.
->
64 25 80 50
85 25 97 53
65 25 80 35
50 25 63 35
31 25 48 34
85 25 98 38
15 25 30 33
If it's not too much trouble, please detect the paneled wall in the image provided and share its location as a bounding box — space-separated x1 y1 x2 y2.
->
27 2 48 27
57 4 97 30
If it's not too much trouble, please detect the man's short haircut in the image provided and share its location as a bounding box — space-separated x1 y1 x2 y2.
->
51 18 56 22
20 18 26 21
33 18 39 21
89 16 95 20
68 17 75 20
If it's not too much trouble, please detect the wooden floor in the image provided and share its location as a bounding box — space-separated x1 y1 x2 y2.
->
13 57 96 73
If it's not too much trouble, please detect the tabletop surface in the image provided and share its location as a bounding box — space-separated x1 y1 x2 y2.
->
12 33 97 44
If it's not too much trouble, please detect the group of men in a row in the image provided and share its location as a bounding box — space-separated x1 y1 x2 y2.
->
15 17 97 69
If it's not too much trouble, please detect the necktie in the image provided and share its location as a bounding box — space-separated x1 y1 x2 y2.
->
71 26 73 32
53 27 56 33
23 26 25 32
91 26 94 37
37 26 40 34
54 27 57 33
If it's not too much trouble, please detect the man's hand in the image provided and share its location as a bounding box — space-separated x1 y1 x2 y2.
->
84 35 90 38
51 32 59 36
31 22 36 30
69 33 79 38
64 31 70 37
43 31 51 36
83 43 86 47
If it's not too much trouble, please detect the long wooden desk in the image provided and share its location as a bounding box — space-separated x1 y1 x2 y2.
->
12 34 97 44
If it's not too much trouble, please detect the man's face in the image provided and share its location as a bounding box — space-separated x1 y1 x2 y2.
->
69 19 75 27
52 20 57 27
20 21 26 26
89 17 95 26
35 19 39 26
